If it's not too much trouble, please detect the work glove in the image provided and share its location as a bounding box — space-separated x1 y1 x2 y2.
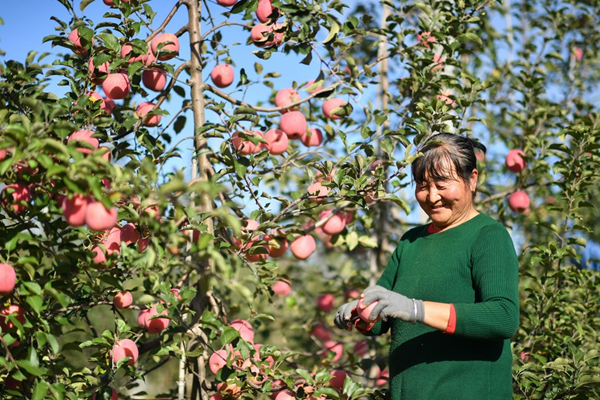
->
333 300 358 330
361 285 425 324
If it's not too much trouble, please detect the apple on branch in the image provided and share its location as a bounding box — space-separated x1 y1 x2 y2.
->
210 64 235 88
142 68 167 91
0 263 16 296
151 33 180 61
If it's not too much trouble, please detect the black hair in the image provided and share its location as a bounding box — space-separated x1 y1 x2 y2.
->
411 133 486 187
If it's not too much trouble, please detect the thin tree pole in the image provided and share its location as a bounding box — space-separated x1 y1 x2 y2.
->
371 1 391 285
185 0 213 399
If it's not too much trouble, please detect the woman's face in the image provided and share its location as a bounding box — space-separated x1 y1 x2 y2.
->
415 165 478 231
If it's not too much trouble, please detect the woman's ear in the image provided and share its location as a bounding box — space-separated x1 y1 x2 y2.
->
469 169 479 192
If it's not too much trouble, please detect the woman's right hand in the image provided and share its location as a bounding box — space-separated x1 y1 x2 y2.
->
333 300 359 330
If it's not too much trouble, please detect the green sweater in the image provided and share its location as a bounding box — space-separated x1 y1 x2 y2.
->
366 213 519 400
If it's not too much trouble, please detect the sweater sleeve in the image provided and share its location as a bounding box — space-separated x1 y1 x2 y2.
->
453 224 520 339
361 241 404 336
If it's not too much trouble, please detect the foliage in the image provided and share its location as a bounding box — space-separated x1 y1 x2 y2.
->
0 0 599 399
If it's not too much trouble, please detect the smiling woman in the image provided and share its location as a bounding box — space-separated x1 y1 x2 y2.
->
334 133 520 400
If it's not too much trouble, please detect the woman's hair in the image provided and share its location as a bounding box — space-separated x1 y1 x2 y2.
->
411 133 486 186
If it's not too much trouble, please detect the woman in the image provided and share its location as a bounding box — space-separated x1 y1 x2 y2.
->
334 133 519 399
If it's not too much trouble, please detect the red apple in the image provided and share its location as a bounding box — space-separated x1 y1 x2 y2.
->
0 263 16 296
345 288 361 299
136 102 161 127
120 223 140 245
417 31 435 47
508 191 530 213
279 111 307 139
217 0 237 6
319 209 348 235
322 341 343 362
102 72 130 100
151 33 180 61
62 193 90 226
0 304 25 331
322 98 346 119
263 128 288 155
272 280 291 297
112 338 138 366
99 146 111 162
353 340 368 358
209 349 230 374
142 68 167 91
272 390 295 400
256 0 276 23
264 230 288 258
91 245 107 265
210 64 235 88
301 128 323 147
68 130 99 154
305 79 324 94
103 226 122 256
317 293 335 312
88 57 110 84
231 131 263 155
88 91 115 114
121 44 146 63
290 235 316 260
85 201 118 231
329 369 347 390
357 297 381 323
138 237 150 252
315 168 336 182
505 149 526 173
275 88 301 113
311 322 331 342
307 182 329 203
376 368 389 386
68 28 90 55
230 319 254 343
113 291 133 309
144 306 170 334
432 53 445 70
1 183 31 213
250 24 283 47
253 343 274 368
436 90 456 106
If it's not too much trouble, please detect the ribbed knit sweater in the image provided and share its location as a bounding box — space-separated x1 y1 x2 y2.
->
366 213 519 400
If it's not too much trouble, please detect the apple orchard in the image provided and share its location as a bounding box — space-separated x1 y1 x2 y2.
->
1 0 599 399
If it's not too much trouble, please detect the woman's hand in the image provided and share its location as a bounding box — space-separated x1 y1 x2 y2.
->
362 285 424 323
333 300 358 330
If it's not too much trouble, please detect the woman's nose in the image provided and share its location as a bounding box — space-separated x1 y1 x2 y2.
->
427 187 441 202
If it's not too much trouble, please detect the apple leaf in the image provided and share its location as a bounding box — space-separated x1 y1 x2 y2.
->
80 0 94 12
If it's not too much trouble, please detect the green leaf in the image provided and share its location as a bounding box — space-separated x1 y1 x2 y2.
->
346 231 358 251
358 236 378 248
221 326 240 345
174 115 186 133
26 295 44 315
32 380 49 400
322 20 340 45
16 360 48 376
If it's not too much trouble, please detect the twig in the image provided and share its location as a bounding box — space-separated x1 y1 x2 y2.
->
145 0 187 43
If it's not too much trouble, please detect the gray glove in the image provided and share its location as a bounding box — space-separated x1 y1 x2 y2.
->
361 285 424 323
333 300 359 330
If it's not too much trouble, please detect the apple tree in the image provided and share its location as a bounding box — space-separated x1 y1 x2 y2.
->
1 0 599 399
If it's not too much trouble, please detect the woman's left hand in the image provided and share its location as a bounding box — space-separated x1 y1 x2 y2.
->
362 285 424 323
